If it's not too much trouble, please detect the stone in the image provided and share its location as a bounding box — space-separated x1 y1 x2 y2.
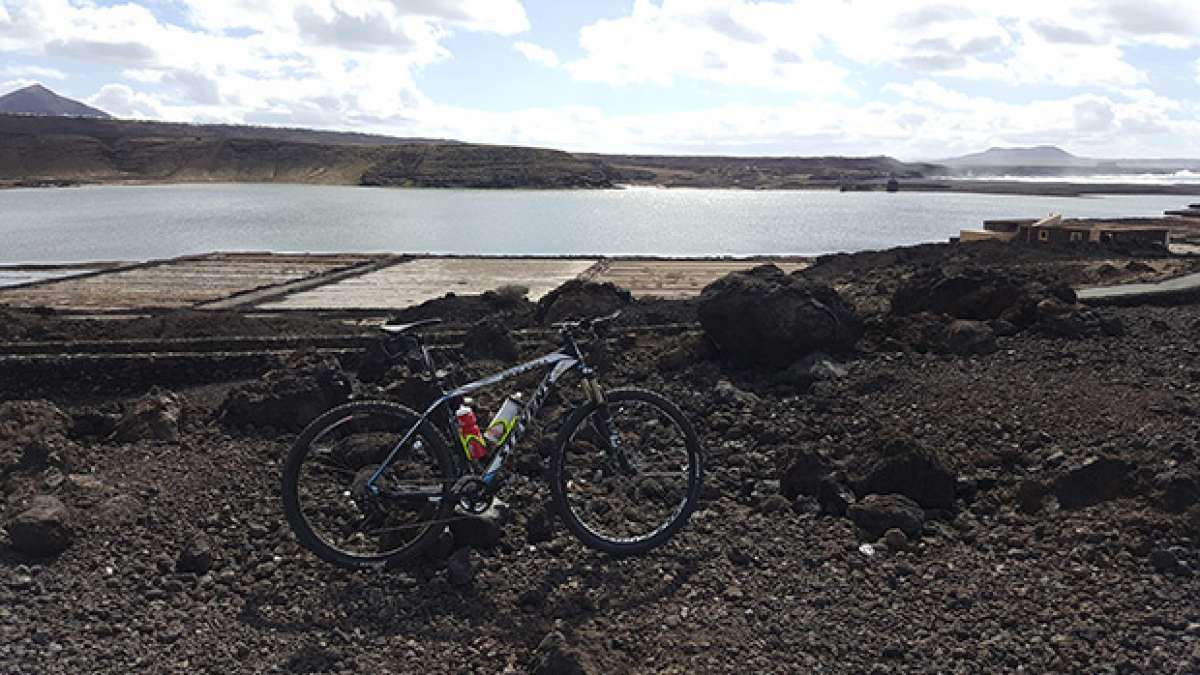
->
446 547 474 586
816 475 856 516
852 435 956 510
462 316 519 362
1054 457 1136 509
110 389 183 443
218 350 352 432
1158 473 1200 514
5 495 73 557
698 265 863 366
943 320 996 355
97 494 142 524
757 494 791 514
848 494 925 539
176 534 215 575
1014 479 1046 515
1150 548 1180 574
891 268 1032 321
883 528 909 550
0 400 75 475
780 449 833 500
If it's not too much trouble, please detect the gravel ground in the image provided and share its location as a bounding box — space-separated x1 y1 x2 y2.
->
2 244 1199 674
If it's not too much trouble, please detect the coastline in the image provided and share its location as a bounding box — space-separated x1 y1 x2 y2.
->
7 176 1200 198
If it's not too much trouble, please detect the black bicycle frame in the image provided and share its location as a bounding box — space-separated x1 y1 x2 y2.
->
366 342 603 494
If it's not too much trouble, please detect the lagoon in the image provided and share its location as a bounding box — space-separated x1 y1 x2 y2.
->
0 183 1191 264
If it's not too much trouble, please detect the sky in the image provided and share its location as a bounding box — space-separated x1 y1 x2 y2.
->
2 0 1200 159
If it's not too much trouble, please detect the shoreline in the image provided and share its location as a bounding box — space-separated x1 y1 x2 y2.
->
6 176 1200 198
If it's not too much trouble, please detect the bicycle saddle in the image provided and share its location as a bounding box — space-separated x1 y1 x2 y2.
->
380 317 443 335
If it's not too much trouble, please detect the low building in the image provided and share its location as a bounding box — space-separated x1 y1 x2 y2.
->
959 213 1170 249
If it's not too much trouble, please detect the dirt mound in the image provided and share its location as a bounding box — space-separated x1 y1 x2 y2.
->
698 264 862 366
535 279 632 325
217 351 352 432
0 400 75 477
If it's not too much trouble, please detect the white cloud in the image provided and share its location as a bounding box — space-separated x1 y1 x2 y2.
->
514 41 558 68
566 1 1200 92
0 64 66 80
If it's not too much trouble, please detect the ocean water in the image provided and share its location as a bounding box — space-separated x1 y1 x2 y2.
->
0 183 1193 264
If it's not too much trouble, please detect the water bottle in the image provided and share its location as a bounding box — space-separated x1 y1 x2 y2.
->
483 395 523 447
456 403 487 461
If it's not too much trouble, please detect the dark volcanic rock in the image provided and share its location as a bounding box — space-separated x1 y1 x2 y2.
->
0 400 75 476
943 320 996 355
816 476 856 516
851 435 956 510
536 280 632 325
698 264 863 366
218 351 352 432
6 495 73 557
848 494 925 539
780 448 833 500
110 389 183 443
892 268 1036 320
1157 472 1199 513
176 533 215 574
1054 457 1137 509
1033 299 1125 339
462 316 519 362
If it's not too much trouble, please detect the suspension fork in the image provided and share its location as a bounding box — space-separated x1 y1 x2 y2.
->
580 371 633 473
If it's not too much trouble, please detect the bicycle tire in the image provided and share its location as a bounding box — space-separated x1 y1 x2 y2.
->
550 388 704 555
282 400 461 569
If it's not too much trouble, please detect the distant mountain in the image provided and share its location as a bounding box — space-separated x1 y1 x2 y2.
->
0 84 111 118
941 145 1095 168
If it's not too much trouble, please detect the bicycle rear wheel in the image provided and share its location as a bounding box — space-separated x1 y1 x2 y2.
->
551 388 704 555
281 401 460 569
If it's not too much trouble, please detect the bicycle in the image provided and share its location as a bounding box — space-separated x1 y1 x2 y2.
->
281 311 704 569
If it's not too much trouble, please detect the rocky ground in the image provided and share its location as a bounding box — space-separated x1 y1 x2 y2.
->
2 242 1200 674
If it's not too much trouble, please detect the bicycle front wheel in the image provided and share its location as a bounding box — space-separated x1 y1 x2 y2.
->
551 388 704 555
282 401 460 569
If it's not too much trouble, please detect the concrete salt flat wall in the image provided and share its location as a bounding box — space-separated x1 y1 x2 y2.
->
257 258 600 310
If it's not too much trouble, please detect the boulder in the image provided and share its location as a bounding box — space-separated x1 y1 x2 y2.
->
5 495 73 557
698 265 863 366
218 351 352 432
892 267 1077 328
851 435 956 510
1054 457 1136 509
110 389 183 443
848 494 925 539
1014 479 1046 515
0 400 75 476
943 320 996 355
536 280 631 325
1157 472 1199 513
462 316 519 362
892 268 1033 321
780 448 833 500
1034 302 1124 339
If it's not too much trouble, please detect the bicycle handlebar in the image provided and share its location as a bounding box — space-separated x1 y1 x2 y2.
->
552 309 622 333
